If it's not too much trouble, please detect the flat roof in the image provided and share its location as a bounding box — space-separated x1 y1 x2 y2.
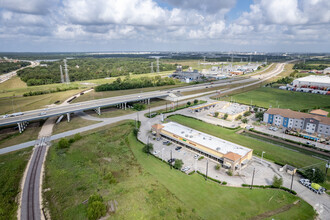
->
189 101 220 110
217 103 249 115
294 75 330 84
161 122 251 157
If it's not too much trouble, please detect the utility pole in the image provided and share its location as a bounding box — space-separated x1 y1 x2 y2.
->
149 106 151 118
170 149 173 169
250 168 255 189
205 159 209 181
290 173 294 190
166 102 167 111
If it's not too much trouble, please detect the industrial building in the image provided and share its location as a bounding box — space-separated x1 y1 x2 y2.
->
216 102 249 120
152 122 253 170
171 66 202 82
263 108 330 138
292 75 330 89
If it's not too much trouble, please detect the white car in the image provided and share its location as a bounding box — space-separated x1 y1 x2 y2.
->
2 114 9 118
194 154 200 159
181 166 191 172
153 151 159 155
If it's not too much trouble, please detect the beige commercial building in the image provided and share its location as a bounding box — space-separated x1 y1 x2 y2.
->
152 122 253 171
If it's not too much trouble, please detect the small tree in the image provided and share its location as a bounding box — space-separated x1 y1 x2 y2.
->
241 118 248 124
255 112 264 121
223 113 228 120
58 138 70 149
243 111 251 117
235 115 242 121
194 99 198 104
174 159 183 170
214 112 219 117
272 175 283 188
142 143 153 154
215 164 221 170
253 107 258 112
187 101 191 106
133 103 146 111
305 167 325 183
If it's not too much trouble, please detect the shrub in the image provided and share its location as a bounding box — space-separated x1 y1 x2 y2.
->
215 164 221 170
221 181 227 185
188 171 195 175
194 99 198 104
87 201 106 220
272 175 283 188
241 118 248 124
142 143 153 154
223 113 228 120
74 133 82 141
198 156 204 161
174 159 183 170
187 101 191 106
68 138 75 144
133 103 146 111
243 111 251 117
58 138 70 149
104 172 117 184
235 115 242 120
214 112 219 117
227 170 233 176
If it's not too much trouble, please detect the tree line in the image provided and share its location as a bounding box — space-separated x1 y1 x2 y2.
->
17 58 178 86
0 61 30 75
293 63 328 70
95 76 177 92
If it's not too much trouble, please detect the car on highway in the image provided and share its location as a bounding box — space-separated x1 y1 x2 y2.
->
10 112 24 117
138 95 141 98
39 112 47 116
2 114 9 118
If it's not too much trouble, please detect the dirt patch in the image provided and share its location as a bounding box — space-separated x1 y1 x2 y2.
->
102 157 112 162
249 203 295 220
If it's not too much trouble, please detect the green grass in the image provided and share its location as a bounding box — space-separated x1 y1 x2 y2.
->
0 147 33 219
44 121 315 220
167 115 326 169
44 121 198 220
222 87 330 112
0 121 44 149
53 115 100 134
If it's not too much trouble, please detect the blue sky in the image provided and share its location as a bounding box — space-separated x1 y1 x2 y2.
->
0 0 329 52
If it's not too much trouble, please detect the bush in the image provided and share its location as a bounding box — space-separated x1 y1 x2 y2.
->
133 103 146 111
214 112 219 117
58 138 70 149
104 172 117 184
198 156 204 161
174 159 183 170
188 171 195 175
221 181 227 185
215 164 221 170
194 99 198 104
243 111 251 117
223 113 228 120
87 201 106 220
304 167 325 183
241 118 248 124
227 170 233 176
272 175 283 188
74 133 82 141
235 115 242 121
142 143 153 154
187 101 191 106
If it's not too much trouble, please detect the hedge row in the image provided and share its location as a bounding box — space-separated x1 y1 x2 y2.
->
23 86 79 97
241 184 297 195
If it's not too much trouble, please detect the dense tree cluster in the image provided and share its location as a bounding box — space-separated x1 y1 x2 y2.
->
95 76 177 92
17 58 177 86
0 61 30 74
293 63 328 70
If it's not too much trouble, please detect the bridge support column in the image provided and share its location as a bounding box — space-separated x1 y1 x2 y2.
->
148 98 150 105
124 102 127 110
18 122 22 133
94 107 101 115
67 113 71 122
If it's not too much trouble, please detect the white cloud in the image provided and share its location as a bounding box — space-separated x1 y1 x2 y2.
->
0 0 58 15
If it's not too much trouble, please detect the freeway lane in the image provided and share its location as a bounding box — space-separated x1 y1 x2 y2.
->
0 63 279 127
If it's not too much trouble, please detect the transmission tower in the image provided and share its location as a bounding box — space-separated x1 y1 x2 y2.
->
59 65 64 83
150 62 154 73
156 57 160 73
64 59 70 83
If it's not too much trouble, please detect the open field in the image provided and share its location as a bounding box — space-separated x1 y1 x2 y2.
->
53 115 100 134
0 76 27 90
220 87 330 113
167 115 327 169
0 121 44 149
43 120 315 219
0 147 33 220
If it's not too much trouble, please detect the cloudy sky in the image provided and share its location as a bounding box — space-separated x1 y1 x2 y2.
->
0 0 329 52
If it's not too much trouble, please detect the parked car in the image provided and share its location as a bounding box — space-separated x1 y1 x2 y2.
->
153 151 159 155
194 154 200 159
168 158 176 163
163 141 170 145
181 166 191 172
175 146 182 151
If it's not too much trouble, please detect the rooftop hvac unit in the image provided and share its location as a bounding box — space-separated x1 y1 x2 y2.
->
216 147 221 151
190 135 193 138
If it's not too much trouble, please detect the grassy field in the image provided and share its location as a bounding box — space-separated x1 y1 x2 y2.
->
221 87 330 112
0 121 44 149
167 115 327 169
44 121 315 219
52 115 101 134
0 147 33 219
0 76 27 91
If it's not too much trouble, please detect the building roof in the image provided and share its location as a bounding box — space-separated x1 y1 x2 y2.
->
217 103 249 115
265 108 330 125
310 109 329 117
223 152 241 162
152 124 164 130
293 75 330 84
161 122 252 157
189 101 220 110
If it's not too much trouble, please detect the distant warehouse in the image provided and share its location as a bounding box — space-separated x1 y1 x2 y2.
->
152 122 253 171
292 75 330 89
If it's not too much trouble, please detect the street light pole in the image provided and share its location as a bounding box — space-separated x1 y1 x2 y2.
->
205 159 209 181
250 168 255 189
170 149 173 169
290 173 294 190
261 151 265 161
